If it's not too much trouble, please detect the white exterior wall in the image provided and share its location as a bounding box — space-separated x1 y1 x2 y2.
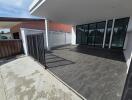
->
66 32 72 44
124 18 132 72
48 31 71 48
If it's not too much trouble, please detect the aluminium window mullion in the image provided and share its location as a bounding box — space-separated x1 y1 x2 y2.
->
109 19 115 49
102 20 108 48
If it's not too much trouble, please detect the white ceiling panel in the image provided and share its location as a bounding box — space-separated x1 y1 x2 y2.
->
30 0 132 25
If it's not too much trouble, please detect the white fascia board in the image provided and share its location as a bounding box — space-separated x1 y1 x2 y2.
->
29 0 40 10
30 0 46 15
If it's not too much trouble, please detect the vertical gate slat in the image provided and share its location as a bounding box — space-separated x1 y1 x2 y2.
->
26 33 46 68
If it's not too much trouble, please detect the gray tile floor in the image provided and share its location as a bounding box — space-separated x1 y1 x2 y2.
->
47 46 127 100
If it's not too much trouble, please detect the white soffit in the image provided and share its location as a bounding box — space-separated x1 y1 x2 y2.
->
30 0 132 25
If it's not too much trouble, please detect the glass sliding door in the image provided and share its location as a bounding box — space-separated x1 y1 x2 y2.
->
95 21 106 47
105 20 113 48
88 23 96 46
81 25 88 44
76 25 83 44
111 17 129 48
76 17 129 49
76 25 87 45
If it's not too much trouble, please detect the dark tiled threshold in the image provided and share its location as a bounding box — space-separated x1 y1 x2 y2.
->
71 45 125 62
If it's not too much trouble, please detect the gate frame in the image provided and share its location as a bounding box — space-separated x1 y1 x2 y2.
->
26 33 48 69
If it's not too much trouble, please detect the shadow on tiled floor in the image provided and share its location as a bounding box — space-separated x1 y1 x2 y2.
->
45 53 74 68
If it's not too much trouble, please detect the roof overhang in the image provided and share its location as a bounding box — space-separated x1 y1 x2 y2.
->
29 0 132 25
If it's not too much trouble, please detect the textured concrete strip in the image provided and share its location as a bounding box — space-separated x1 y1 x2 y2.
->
0 72 7 100
0 56 83 100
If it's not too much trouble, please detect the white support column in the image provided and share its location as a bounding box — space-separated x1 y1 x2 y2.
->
102 20 108 48
71 26 76 45
20 28 28 56
123 33 128 50
45 19 50 50
109 19 115 49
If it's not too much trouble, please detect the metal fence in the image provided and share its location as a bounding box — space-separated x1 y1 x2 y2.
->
0 39 23 59
27 33 46 67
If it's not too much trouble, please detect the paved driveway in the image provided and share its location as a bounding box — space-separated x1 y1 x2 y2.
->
0 56 82 100
47 46 127 100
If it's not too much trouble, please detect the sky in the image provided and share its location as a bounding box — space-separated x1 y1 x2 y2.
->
0 0 37 18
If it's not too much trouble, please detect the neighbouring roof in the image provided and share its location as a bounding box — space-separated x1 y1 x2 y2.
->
0 17 45 28
0 17 44 22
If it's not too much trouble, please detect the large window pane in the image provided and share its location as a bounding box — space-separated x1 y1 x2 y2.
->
76 17 129 49
111 17 129 48
105 20 113 48
76 25 82 44
95 21 106 47
88 23 96 46
81 25 88 44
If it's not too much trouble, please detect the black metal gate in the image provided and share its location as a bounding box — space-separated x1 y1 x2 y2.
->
27 33 46 68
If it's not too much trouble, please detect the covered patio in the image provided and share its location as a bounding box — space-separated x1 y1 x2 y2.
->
45 45 127 100
0 43 128 100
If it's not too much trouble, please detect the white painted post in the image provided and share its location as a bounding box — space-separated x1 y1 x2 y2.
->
71 26 76 45
103 20 108 48
45 19 50 50
65 32 66 45
20 28 28 56
109 19 115 49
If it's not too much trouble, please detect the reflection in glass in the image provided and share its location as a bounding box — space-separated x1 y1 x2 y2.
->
88 23 96 46
76 17 129 49
76 25 83 44
95 21 106 47
111 18 129 48
81 25 88 44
